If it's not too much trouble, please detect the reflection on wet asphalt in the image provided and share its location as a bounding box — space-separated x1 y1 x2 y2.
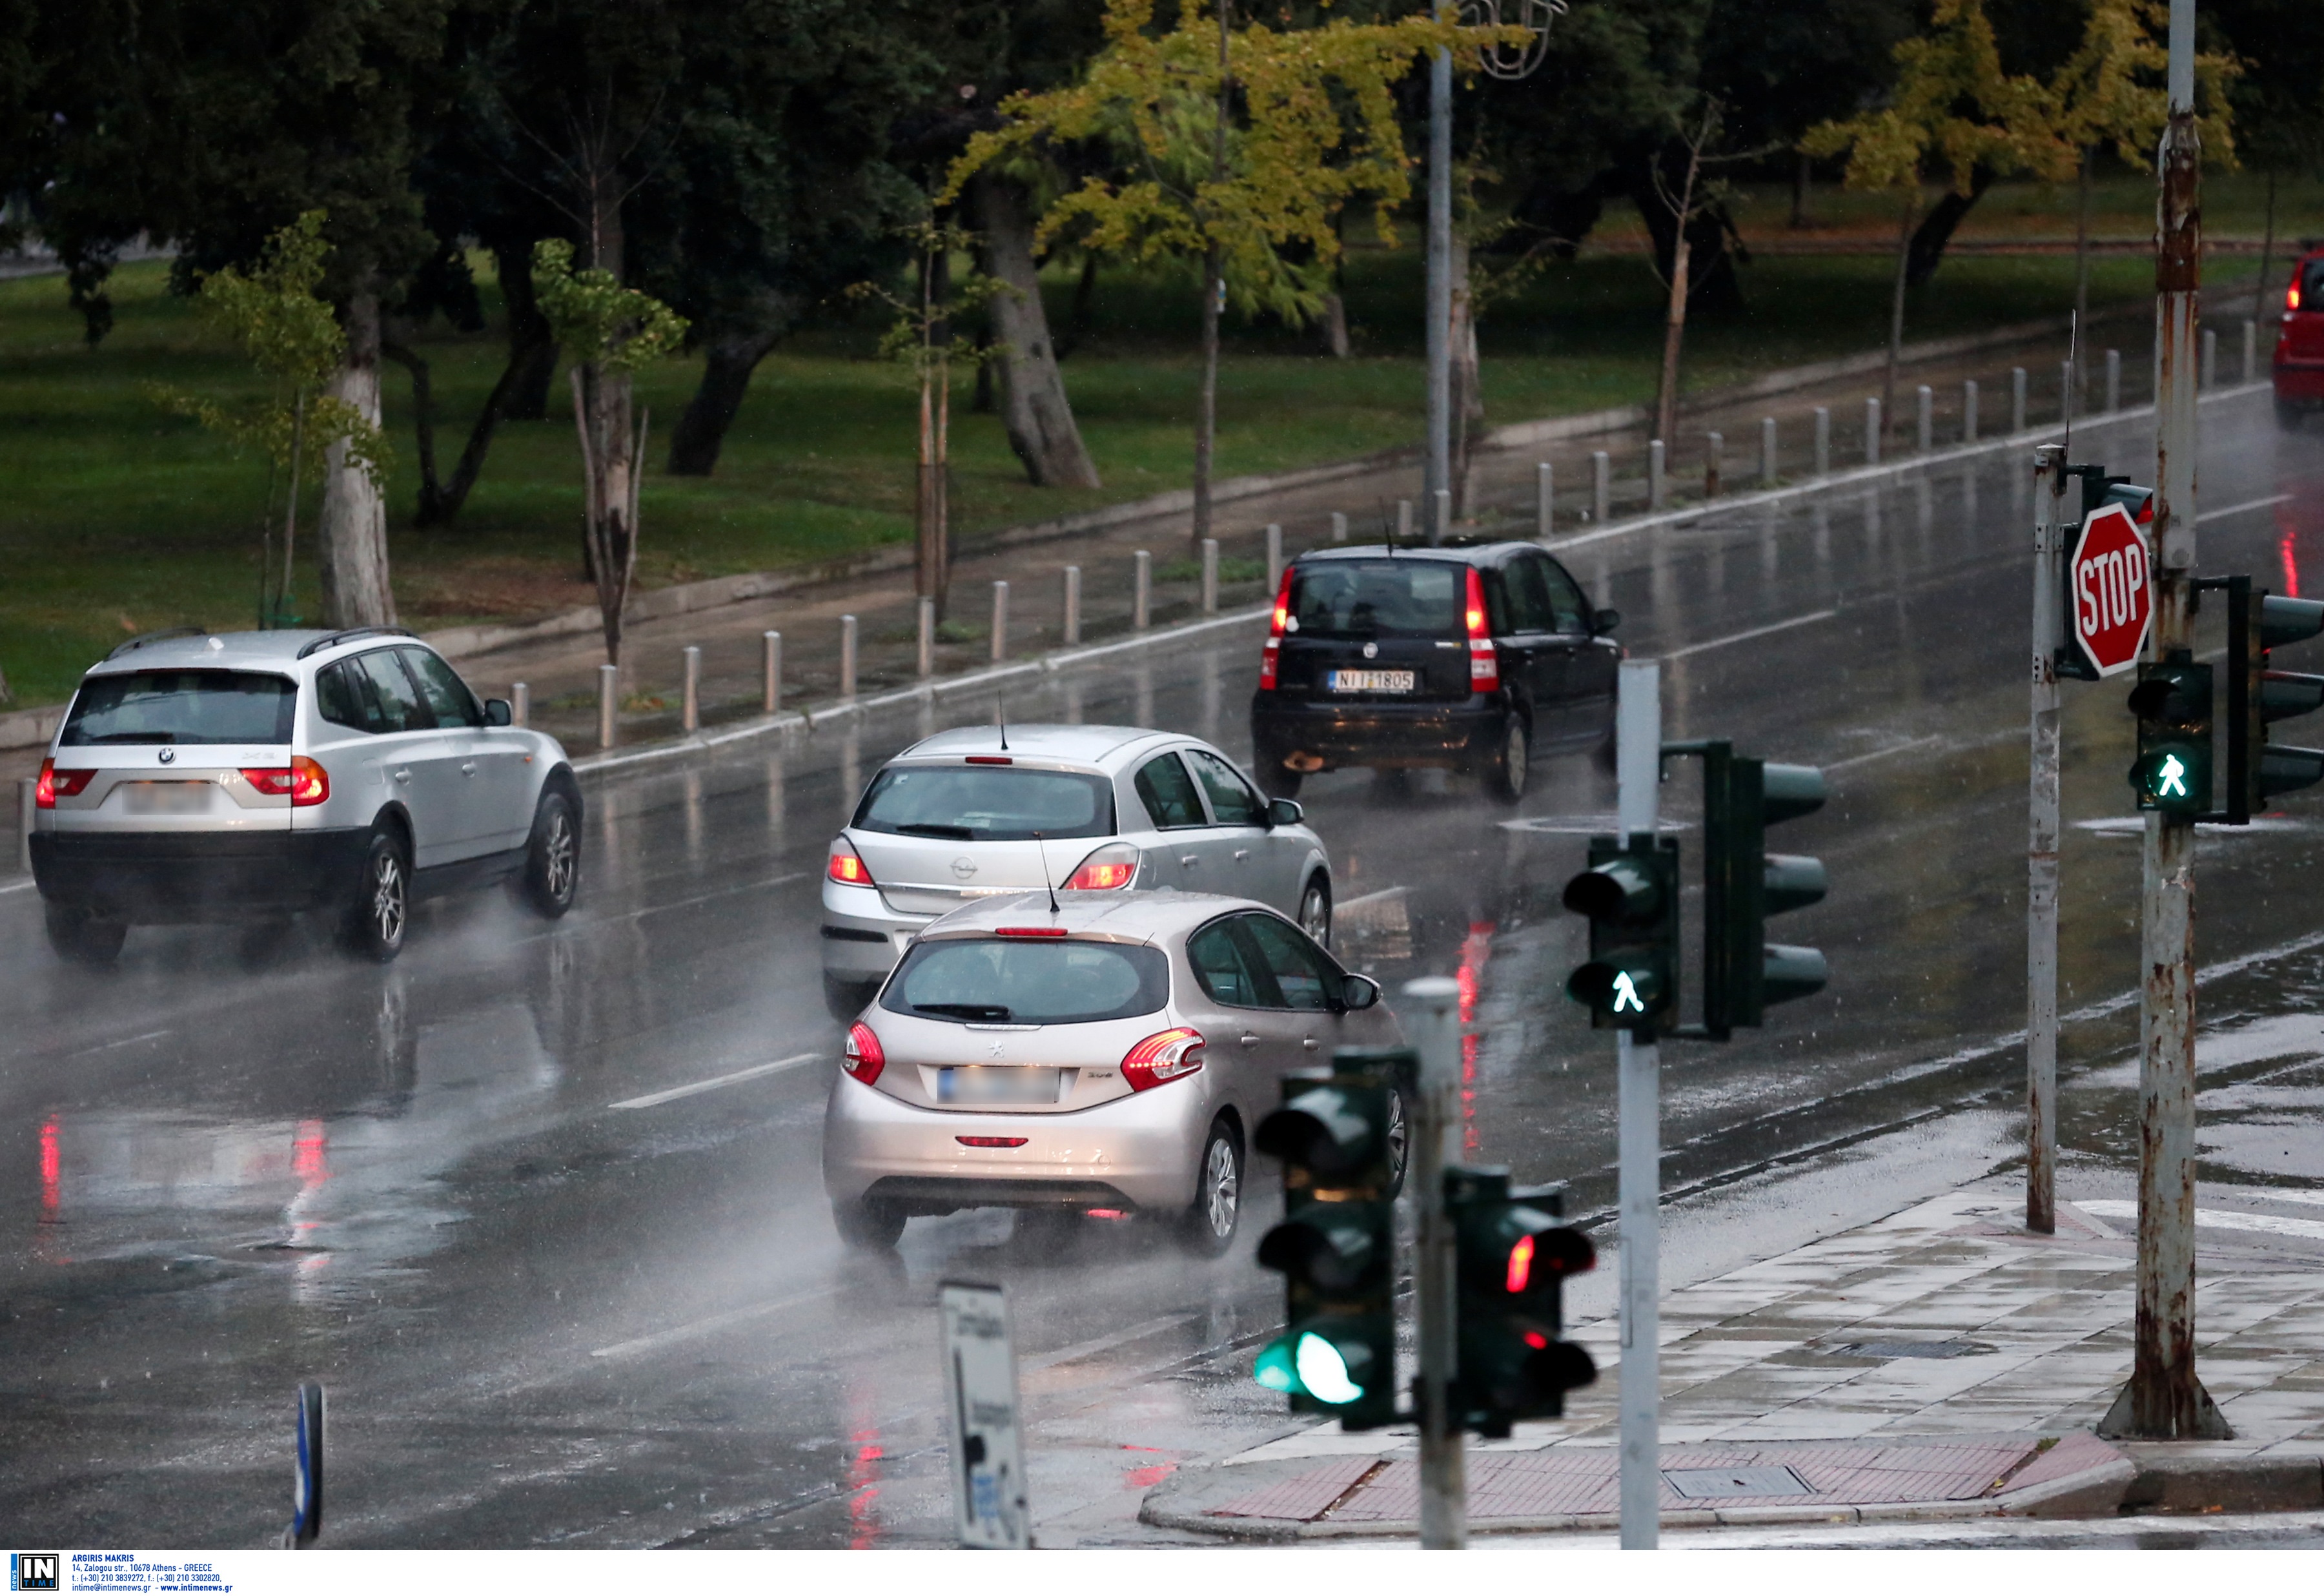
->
4 390 2323 1545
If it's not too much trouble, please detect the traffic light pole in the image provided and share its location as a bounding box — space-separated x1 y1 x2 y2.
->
2027 443 2067 1235
1404 976 1467 1550
1615 659 1661 1550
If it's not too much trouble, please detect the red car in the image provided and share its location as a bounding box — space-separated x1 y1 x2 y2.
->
2275 244 2324 431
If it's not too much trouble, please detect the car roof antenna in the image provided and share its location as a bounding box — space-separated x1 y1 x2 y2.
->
997 694 1009 752
1378 496 1396 555
1033 831 1060 914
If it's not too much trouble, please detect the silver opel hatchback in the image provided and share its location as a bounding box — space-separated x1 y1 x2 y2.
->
821 890 1406 1254
820 723 1334 1019
30 626 580 965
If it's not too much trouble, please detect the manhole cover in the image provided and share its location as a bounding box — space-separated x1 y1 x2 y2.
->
1662 1465 1813 1499
1819 1338 1993 1360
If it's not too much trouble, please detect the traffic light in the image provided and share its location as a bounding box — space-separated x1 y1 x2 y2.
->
1445 1167 1596 1437
1665 741 1828 1037
1562 835 1678 1032
2247 588 2324 804
2127 658 2214 816
1252 1054 1400 1431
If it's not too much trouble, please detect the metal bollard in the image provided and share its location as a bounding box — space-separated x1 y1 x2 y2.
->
1536 462 1554 540
681 645 701 733
1647 439 1666 511
1134 550 1151 629
597 663 618 750
1330 511 1349 543
1704 431 1722 498
511 682 529 728
2061 360 2076 425
1864 397 1881 466
1062 566 1082 646
990 580 1009 662
762 629 782 714
1915 385 1933 454
2106 348 2122 413
839 614 858 700
1431 488 1451 546
1265 524 1283 593
1592 451 1611 523
1813 406 1831 477
1760 416 1777 489
2243 320 2257 384
917 597 935 678
1396 499 1413 544
2203 326 2218 391
17 775 33 875
1964 380 1980 444
2012 366 2028 433
1200 539 1218 615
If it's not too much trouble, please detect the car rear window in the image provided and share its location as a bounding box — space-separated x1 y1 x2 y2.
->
853 764 1116 841
60 670 296 746
882 937 1168 1025
2303 258 2324 305
1289 559 1465 639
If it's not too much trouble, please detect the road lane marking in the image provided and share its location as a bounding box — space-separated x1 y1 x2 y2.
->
1822 735 1943 773
2197 493 2292 522
590 1284 842 1360
1500 813 1690 835
2078 1200 2324 1243
1657 608 1840 661
1334 886 1407 912
66 1028 174 1059
609 1052 822 1110
1022 1311 1201 1373
0 879 32 895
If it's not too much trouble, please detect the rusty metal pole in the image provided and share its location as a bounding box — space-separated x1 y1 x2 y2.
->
2103 0 2230 1443
2027 444 2066 1236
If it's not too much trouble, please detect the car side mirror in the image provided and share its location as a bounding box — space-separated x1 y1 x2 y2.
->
1340 973 1381 1011
1591 608 1622 636
1265 797 1304 828
484 698 514 727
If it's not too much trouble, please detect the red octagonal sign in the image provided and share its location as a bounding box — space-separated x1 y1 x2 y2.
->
2069 502 2153 678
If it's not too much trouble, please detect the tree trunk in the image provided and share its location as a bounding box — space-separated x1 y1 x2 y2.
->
973 174 1101 489
1320 291 1350 358
1194 249 1221 550
1790 150 1813 229
667 327 787 476
1881 187 1917 440
493 242 558 422
574 363 639 665
317 286 397 629
388 319 554 527
1631 165 1744 316
2073 151 2092 345
1655 235 1693 449
1904 167 1993 288
2256 170 2277 322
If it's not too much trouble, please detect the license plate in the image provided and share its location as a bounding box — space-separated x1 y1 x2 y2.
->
936 1067 1062 1105
1327 669 1415 693
123 781 212 815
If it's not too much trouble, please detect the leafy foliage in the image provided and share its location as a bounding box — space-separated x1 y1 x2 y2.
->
531 239 690 372
2050 0 2237 167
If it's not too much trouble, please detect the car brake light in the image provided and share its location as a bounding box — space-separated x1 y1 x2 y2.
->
1465 567 1500 692
1259 566 1294 690
956 1136 1029 1148
843 1021 885 1085
1121 1026 1205 1092
242 756 330 806
996 926 1068 937
965 755 1013 765
2292 282 2303 313
35 759 95 808
1066 843 1139 890
828 841 873 886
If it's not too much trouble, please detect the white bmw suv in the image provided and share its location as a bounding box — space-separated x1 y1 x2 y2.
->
30 626 581 965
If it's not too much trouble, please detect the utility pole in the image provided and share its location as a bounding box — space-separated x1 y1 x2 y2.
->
1405 977 1466 1549
1424 34 1452 544
2103 0 2230 1442
2027 443 2066 1234
1615 659 1661 1548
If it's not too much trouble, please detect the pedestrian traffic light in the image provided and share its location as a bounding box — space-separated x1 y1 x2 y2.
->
2127 658 2214 816
1252 1055 1400 1431
1663 741 1828 1037
1562 835 1678 1032
1445 1167 1596 1437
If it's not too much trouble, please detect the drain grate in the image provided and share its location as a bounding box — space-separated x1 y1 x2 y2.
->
1662 1465 1813 1499
1817 1338 1993 1360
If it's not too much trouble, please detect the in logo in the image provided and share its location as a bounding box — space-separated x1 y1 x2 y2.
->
11 1553 59 1592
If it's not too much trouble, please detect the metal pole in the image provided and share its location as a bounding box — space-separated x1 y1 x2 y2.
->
17 775 33 875
1063 566 1082 647
763 630 782 715
1404 974 1466 1551
1864 397 1882 465
1813 407 1831 477
1917 385 1933 454
2028 443 2066 1236
1425 41 1452 515
2013 367 2029 434
1964 380 1981 444
1647 439 1666 511
2108 0 2224 1443
919 597 936 678
1615 657 1661 1551
511 682 529 728
1537 462 1554 540
2242 320 2256 384
1134 550 1152 629
1592 452 1611 524
2062 360 2078 427
1432 488 1451 546
1200 538 1219 615
2108 348 2124 413
2202 325 2217 390
1704 431 1722 498
681 645 701 734
839 614 859 701
1759 417 1777 489
1331 511 1349 544
990 580 1009 663
1397 499 1414 544
597 663 618 750
1265 524 1283 593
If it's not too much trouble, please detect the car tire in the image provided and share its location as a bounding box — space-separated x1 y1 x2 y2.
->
1298 874 1333 948
1483 713 1530 805
1254 741 1303 799
341 830 410 963
2277 398 2305 434
520 788 580 918
43 901 126 967
822 972 880 1023
1180 1117 1245 1256
833 1197 906 1251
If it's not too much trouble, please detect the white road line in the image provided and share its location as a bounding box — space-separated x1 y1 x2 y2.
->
589 1284 842 1360
1658 608 1840 661
609 1052 823 1110
0 879 34 895
2077 1200 2324 1243
67 1028 173 1059
1021 1311 1201 1374
2197 493 2292 522
1822 735 1943 773
1335 886 1409 912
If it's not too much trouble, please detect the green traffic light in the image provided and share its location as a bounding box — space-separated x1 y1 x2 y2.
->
1565 959 1663 1017
2132 742 2210 813
1252 1326 1372 1405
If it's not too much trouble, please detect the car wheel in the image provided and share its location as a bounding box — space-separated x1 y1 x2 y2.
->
1180 1118 1245 1256
833 1198 907 1251
1483 713 1530 805
1298 875 1333 948
822 972 881 1023
2277 398 2305 434
43 901 126 967
520 788 580 918
1385 1081 1409 1199
342 830 409 963
1254 742 1303 799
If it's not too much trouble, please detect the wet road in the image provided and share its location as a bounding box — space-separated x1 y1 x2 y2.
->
5 387 2324 1548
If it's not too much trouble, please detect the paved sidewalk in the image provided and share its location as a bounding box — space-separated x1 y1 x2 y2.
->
1143 1183 2324 1537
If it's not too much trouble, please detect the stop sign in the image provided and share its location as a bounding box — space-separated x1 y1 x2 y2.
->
2068 503 2152 677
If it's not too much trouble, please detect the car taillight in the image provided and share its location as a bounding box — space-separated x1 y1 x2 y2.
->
242 756 330 806
2292 282 2304 313
1121 1027 1205 1092
36 760 94 809
956 1136 1029 1149
1066 843 1139 890
1259 566 1294 690
828 840 873 886
1464 567 1500 692
843 1021 885 1085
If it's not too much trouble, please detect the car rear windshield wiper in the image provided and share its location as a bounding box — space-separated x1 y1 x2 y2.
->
894 823 977 839
913 1001 1014 1021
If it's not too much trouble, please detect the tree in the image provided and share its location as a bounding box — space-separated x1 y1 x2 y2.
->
2207 0 2319 319
532 240 686 666
1644 99 1768 451
948 0 1476 547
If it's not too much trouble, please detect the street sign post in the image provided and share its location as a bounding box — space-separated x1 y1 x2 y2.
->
2066 502 2154 679
938 1281 1032 1549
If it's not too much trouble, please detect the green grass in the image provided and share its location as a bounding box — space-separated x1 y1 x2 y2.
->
0 189 2305 708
